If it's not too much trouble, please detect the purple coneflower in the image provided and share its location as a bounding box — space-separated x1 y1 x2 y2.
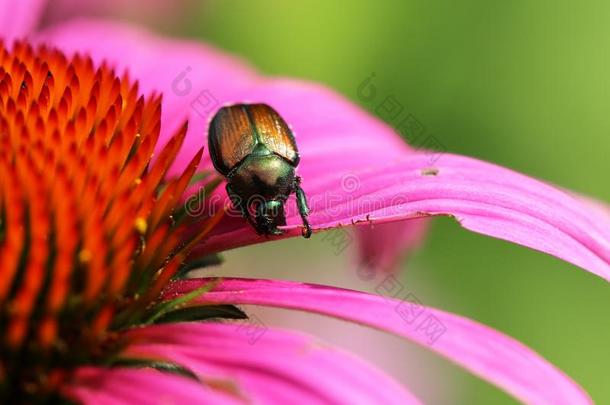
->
1 2 609 404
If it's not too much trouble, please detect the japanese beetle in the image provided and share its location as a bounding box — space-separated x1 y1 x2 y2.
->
208 103 312 238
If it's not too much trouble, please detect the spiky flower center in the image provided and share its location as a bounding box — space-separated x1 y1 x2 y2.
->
0 42 208 402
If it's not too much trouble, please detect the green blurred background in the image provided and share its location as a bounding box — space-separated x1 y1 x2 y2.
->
175 1 609 403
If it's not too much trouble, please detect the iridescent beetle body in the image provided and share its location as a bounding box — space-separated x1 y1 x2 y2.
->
208 103 312 238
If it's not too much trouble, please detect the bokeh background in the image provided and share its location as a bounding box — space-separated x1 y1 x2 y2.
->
46 1 610 403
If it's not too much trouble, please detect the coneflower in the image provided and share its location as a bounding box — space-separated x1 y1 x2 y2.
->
0 3 608 404
0 41 222 402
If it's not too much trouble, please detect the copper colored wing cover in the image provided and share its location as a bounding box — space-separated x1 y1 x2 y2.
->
247 104 299 165
208 105 258 175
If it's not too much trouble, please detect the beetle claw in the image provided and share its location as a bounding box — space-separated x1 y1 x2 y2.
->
301 225 312 239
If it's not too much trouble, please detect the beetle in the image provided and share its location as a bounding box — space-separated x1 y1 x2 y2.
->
208 103 312 238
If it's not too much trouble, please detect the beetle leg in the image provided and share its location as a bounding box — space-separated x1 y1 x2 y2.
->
226 184 257 230
294 176 312 238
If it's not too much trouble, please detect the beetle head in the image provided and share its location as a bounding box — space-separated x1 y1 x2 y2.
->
255 199 287 235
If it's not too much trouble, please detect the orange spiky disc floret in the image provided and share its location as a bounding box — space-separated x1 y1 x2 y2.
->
0 42 207 399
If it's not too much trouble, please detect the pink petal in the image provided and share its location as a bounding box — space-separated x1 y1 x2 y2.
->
124 322 421 404
38 20 610 280
205 153 610 282
572 191 610 229
0 0 46 41
65 366 242 404
41 0 196 28
163 277 593 405
354 219 429 275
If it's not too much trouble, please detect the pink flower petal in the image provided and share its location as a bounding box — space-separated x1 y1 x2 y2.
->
354 219 429 274
66 366 242 404
572 191 610 229
124 322 422 404
204 153 610 282
38 20 610 280
163 277 593 405
0 0 46 41
41 0 196 28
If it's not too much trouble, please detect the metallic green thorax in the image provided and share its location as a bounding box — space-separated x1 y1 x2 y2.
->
208 104 311 238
